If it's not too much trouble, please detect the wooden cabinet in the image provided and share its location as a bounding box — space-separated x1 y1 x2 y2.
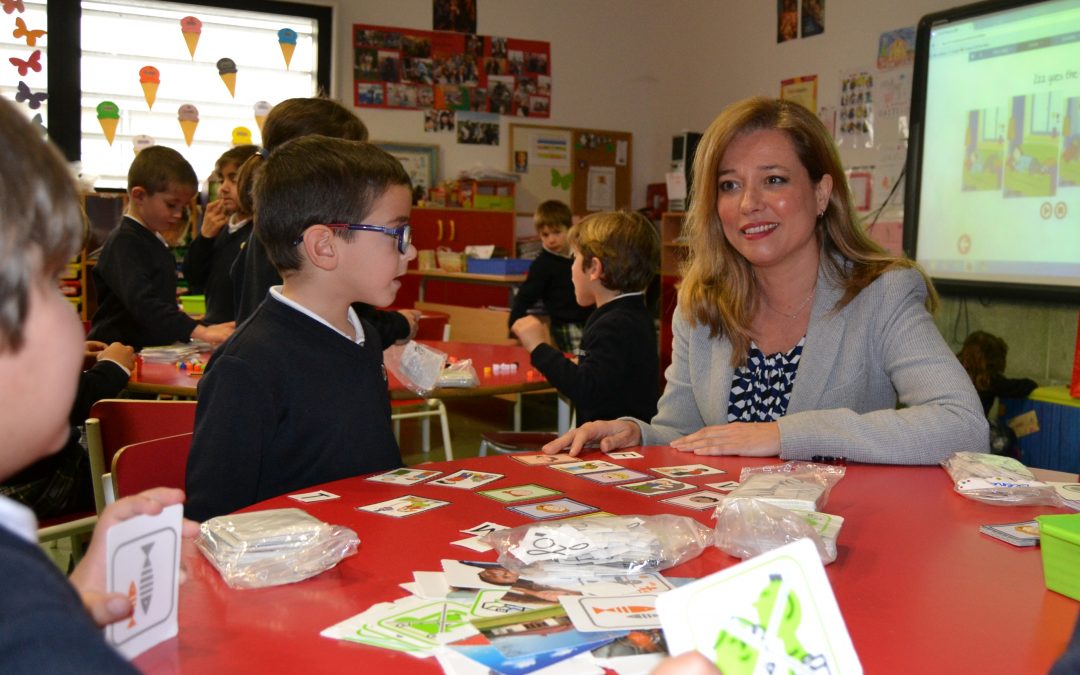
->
659 212 688 382
396 207 516 307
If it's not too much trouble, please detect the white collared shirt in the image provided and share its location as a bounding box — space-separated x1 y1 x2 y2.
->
126 214 170 248
269 286 366 345
0 494 39 545
227 215 250 235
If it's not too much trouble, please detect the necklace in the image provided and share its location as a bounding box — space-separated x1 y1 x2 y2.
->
762 287 815 320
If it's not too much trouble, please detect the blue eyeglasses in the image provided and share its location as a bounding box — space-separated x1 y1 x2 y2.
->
291 223 412 253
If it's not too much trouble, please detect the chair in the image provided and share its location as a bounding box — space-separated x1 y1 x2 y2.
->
37 512 98 565
391 398 453 460
85 399 197 514
111 432 193 499
478 405 576 456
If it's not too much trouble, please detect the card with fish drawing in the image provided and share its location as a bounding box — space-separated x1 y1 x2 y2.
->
558 594 661 631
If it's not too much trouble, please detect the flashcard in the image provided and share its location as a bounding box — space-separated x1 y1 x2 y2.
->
578 469 650 484
442 559 519 590
288 489 341 503
657 538 861 674
105 503 182 659
651 464 727 478
479 484 562 503
365 467 442 485
461 521 509 536
357 494 450 518
429 469 504 489
604 451 644 459
511 453 582 466
549 459 624 475
452 536 493 552
661 490 728 511
509 498 598 520
560 594 660 632
616 478 694 497
705 480 740 492
979 520 1040 547
413 571 452 598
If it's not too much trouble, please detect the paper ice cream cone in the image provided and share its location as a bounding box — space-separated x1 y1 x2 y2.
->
179 119 197 145
254 114 267 133
96 101 120 145
140 81 159 110
99 118 119 145
220 72 236 97
182 31 199 59
177 104 200 146
279 42 295 69
180 16 202 59
277 28 297 69
216 58 238 98
253 100 271 135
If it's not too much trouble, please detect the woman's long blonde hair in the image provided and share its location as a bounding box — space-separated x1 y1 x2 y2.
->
677 97 935 365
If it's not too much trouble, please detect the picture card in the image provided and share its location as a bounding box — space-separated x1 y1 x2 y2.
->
509 498 599 520
705 480 740 492
288 489 340 503
429 469 504 489
357 494 450 518
479 483 562 503
549 459 625 475
661 490 728 511
650 464 727 478
560 594 660 632
979 520 1040 547
366 467 442 485
106 502 183 659
511 453 583 466
616 478 694 497
452 536 493 553
579 468 650 485
604 450 644 459
460 521 510 537
657 538 861 674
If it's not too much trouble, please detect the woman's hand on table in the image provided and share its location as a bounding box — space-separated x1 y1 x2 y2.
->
670 421 781 457
69 487 200 628
542 419 642 456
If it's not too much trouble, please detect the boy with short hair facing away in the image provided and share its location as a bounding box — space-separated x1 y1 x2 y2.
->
88 145 234 349
508 200 593 354
185 136 415 521
182 144 258 324
512 210 660 425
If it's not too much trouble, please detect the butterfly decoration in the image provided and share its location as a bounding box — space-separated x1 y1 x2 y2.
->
15 80 45 109
13 17 45 46
9 48 41 76
550 169 573 190
29 113 46 136
1 0 25 15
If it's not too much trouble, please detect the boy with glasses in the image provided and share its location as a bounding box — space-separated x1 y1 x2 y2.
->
185 137 416 520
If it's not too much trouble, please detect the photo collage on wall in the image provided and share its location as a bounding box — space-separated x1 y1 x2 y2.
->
353 24 550 121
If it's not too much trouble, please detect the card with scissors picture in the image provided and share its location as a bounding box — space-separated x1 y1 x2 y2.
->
429 469 504 489
509 498 598 520
650 464 727 478
579 468 650 484
616 478 694 496
661 490 728 511
549 459 624 475
478 484 562 503
366 467 442 486
288 489 341 503
358 494 450 518
511 453 582 466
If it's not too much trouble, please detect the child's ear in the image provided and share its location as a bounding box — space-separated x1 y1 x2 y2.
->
129 186 148 204
301 226 339 271
587 257 603 281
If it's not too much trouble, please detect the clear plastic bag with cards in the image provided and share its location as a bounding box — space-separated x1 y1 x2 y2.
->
196 508 360 588
383 341 448 397
941 451 1061 506
713 498 844 564
480 514 714 577
731 461 847 512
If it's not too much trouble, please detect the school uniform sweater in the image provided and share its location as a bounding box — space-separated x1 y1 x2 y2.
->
182 219 251 324
529 294 658 425
185 295 403 521
88 217 196 349
508 249 594 328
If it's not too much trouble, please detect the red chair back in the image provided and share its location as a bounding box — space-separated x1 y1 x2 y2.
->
112 432 193 499
89 399 197 469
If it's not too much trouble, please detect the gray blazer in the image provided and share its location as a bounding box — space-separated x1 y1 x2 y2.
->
638 264 989 464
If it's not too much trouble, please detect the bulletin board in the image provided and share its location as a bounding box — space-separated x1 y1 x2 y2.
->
509 123 632 216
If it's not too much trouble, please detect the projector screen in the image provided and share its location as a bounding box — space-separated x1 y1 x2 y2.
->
904 0 1080 301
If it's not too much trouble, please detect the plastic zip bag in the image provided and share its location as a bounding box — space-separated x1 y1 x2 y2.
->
384 341 448 396
941 451 1061 506
714 498 844 564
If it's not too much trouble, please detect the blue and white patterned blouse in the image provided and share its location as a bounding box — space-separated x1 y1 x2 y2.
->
727 337 806 422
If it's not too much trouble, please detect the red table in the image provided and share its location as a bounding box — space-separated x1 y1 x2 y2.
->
134 449 1079 674
125 340 548 400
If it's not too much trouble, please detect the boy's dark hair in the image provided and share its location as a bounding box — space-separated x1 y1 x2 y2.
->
127 145 198 195
958 330 1008 391
254 135 411 273
0 97 82 351
214 144 258 178
534 200 572 232
569 210 659 293
237 97 369 216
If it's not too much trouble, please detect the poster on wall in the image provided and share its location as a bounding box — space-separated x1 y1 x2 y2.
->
780 74 818 113
353 24 550 118
433 0 477 34
838 70 874 148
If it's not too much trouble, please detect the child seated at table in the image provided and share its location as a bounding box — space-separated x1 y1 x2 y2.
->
87 145 234 350
508 200 593 355
185 136 415 521
957 330 1038 457
511 210 660 424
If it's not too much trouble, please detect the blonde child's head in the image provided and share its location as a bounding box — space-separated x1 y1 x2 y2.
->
569 210 659 293
534 200 572 255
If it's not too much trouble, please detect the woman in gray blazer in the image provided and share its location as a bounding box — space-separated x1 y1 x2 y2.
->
546 97 987 464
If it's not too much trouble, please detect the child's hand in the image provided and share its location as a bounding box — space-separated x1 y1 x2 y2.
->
511 316 549 352
396 309 422 343
192 321 235 346
199 199 229 238
68 487 200 628
96 341 136 371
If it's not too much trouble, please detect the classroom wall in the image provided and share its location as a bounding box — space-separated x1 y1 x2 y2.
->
308 0 1076 385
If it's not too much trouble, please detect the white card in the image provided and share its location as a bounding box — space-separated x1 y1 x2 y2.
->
452 536 493 552
366 468 442 485
560 594 660 632
550 459 625 475
651 464 727 478
509 498 598 520
705 481 740 492
511 453 582 466
288 490 340 503
357 494 450 517
657 538 862 674
413 571 452 598
460 521 509 536
604 451 644 459
661 490 728 511
105 503 183 659
429 469 504 489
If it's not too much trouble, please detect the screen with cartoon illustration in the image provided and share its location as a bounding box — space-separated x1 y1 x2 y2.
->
905 0 1080 300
